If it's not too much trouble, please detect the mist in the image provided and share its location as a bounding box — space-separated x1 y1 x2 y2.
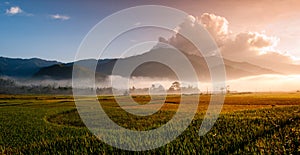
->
225 74 300 92
3 73 300 93
107 74 300 92
110 74 300 93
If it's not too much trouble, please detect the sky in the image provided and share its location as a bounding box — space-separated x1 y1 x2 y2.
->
0 0 300 63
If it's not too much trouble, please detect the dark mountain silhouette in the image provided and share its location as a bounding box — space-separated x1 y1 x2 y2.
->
34 63 106 80
246 57 300 74
0 47 286 81
32 47 278 81
33 64 73 80
0 57 59 77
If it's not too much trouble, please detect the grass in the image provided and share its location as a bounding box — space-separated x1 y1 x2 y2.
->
1 92 300 154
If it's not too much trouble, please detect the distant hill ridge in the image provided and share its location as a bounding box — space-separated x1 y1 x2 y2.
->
0 47 283 81
0 57 60 77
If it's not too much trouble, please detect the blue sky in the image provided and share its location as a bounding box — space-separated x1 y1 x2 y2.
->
0 1 135 62
1 0 299 62
1 0 187 62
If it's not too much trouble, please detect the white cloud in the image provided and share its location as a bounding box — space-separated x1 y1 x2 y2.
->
157 13 300 74
170 13 298 65
200 13 229 45
50 14 70 20
221 31 280 60
6 6 23 15
134 22 141 26
160 14 230 56
193 13 297 66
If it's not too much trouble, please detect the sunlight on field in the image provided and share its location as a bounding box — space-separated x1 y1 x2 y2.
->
1 92 300 154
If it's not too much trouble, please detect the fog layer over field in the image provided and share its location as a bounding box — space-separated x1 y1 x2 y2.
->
226 74 300 92
112 74 300 92
4 74 300 93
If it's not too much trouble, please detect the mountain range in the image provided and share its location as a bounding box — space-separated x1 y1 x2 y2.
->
0 46 290 81
0 57 59 77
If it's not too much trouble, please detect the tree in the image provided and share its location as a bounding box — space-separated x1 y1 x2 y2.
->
123 90 129 96
220 87 225 94
226 85 230 94
169 81 181 91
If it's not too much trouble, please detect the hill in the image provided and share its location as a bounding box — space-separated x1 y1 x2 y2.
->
0 57 59 77
33 47 278 81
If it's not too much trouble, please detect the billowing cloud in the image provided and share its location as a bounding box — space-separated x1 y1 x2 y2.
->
194 13 297 67
177 13 298 65
167 15 202 56
248 32 279 49
6 6 22 15
171 13 230 46
166 14 229 56
50 14 70 20
220 30 299 74
221 32 280 60
157 13 299 74
200 13 229 45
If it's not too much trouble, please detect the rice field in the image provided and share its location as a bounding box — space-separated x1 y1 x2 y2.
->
1 92 300 154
